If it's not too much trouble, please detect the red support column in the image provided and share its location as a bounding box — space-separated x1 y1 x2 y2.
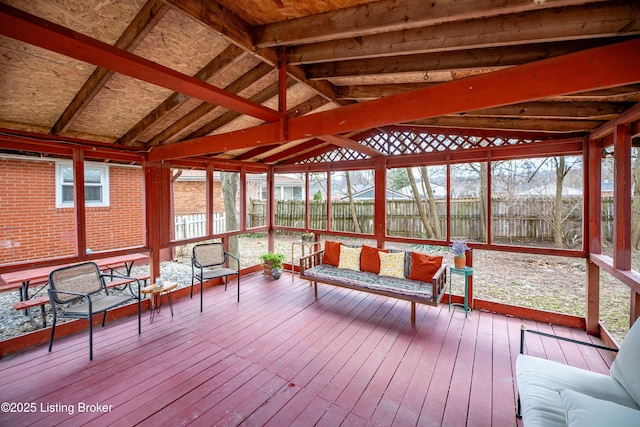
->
614 124 632 271
466 248 473 309
206 162 214 236
144 160 162 283
239 167 247 231
374 157 386 248
72 149 87 257
267 168 275 253
586 137 602 335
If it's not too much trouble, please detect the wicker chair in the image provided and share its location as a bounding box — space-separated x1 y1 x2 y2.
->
48 262 141 360
191 242 240 312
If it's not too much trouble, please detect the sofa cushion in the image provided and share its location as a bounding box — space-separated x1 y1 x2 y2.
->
379 251 406 279
360 245 388 274
338 246 361 271
322 241 341 267
516 354 639 427
560 389 640 427
408 252 443 282
610 318 640 404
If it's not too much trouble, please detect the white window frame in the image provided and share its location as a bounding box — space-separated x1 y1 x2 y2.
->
55 161 110 208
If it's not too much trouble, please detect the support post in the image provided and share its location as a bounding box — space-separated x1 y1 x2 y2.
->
586 137 602 334
374 157 386 248
614 124 632 271
72 149 87 257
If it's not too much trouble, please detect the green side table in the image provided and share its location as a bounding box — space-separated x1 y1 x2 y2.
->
449 266 473 318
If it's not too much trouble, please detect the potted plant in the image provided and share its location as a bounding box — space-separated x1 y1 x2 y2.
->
259 252 285 279
450 240 471 268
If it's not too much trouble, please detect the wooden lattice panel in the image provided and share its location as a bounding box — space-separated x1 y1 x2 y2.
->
296 129 543 163
299 147 368 164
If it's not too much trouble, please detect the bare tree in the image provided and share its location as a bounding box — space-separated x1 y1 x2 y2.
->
221 171 239 268
407 168 436 238
345 171 362 233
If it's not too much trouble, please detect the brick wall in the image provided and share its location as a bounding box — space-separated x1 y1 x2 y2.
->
0 157 144 264
173 181 224 214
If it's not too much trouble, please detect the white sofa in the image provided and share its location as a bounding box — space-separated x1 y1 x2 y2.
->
516 319 640 427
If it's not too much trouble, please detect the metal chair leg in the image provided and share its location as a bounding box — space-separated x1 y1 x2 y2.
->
48 312 57 353
89 315 94 361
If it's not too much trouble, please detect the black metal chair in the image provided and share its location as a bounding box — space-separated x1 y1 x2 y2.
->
191 242 240 312
48 261 141 360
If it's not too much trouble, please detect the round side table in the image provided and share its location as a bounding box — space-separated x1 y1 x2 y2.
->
141 281 177 323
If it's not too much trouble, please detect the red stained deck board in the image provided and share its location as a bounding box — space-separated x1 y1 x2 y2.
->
441 309 479 426
370 305 437 425
466 311 495 425
199 375 288 427
317 299 401 403
0 272 615 426
391 306 452 426
492 314 518 427
419 309 468 425
245 285 361 371
315 403 350 426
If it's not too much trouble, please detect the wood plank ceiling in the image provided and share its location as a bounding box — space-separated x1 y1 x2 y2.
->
0 0 639 164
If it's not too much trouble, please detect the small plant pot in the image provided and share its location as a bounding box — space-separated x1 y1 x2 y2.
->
272 267 282 280
454 256 466 269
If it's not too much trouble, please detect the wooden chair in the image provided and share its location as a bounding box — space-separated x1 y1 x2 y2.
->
191 242 240 312
48 262 142 360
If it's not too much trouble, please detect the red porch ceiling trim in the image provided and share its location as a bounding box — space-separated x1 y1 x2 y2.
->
150 39 640 161
0 3 281 123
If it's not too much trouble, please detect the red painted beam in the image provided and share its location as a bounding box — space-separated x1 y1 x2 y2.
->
0 3 281 123
149 39 640 161
288 39 640 141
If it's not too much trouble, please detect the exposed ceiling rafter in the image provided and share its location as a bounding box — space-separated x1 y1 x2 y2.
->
0 3 282 123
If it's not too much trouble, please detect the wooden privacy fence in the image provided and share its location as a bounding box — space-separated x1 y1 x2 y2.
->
249 197 617 244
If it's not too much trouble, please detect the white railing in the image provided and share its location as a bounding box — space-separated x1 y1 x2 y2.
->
174 213 225 240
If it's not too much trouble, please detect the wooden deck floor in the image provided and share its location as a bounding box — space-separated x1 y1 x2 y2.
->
0 272 615 426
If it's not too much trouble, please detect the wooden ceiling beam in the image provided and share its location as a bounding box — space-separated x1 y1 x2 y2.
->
305 39 615 79
318 135 382 158
461 101 632 119
408 117 606 133
289 39 640 140
117 44 246 146
148 39 640 161
288 2 640 64
337 83 435 100
51 0 168 136
254 0 606 47
164 0 342 104
147 62 274 146
287 95 330 118
282 145 337 165
261 139 325 164
0 3 281 123
233 95 331 161
185 78 296 141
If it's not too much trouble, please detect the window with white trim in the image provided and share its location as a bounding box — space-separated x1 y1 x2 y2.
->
56 162 110 208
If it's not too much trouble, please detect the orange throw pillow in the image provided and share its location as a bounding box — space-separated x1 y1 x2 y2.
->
322 241 342 266
360 245 389 274
408 252 443 282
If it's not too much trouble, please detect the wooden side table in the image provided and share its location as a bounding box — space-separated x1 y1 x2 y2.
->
140 281 177 323
291 240 320 282
449 266 473 318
